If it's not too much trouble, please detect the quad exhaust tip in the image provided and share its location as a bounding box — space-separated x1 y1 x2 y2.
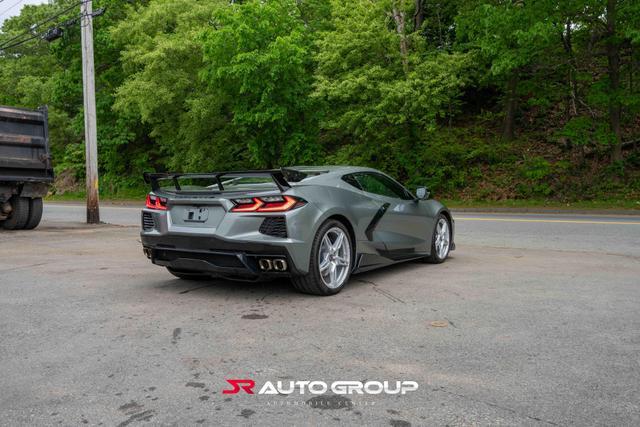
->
258 259 272 271
258 258 287 272
273 259 287 271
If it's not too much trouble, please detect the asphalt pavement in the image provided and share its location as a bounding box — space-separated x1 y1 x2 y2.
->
1 202 639 426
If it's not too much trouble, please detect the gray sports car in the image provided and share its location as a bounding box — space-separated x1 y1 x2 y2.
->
140 166 454 295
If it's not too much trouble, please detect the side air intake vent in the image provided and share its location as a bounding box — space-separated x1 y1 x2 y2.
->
142 212 156 230
259 216 287 238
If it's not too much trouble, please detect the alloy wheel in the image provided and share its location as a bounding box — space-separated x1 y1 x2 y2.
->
435 218 450 259
318 227 351 289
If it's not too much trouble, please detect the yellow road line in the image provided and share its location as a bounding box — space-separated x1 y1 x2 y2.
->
457 217 640 225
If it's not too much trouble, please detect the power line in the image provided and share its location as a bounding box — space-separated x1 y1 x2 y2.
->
0 3 98 53
0 28 39 50
0 1 86 50
0 0 26 19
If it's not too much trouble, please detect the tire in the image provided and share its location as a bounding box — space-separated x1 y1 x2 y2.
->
2 197 30 230
291 219 353 296
424 213 451 264
166 267 210 280
23 198 43 230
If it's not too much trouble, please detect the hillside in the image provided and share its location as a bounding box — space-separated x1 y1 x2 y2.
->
0 0 638 203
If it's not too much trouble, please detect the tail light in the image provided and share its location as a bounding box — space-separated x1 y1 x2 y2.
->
145 193 167 210
231 195 305 213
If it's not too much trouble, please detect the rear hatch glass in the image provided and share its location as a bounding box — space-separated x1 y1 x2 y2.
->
157 174 278 194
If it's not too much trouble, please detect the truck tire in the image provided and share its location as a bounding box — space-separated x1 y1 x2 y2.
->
24 197 43 230
2 197 30 230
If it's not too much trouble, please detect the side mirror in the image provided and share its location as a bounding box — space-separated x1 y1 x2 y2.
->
416 186 430 200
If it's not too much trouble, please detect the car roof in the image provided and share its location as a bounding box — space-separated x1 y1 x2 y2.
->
285 165 383 185
287 165 377 175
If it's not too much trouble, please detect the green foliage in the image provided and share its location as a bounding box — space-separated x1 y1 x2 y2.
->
557 116 617 153
456 1 554 78
521 157 551 179
0 0 638 201
112 0 227 175
314 0 471 177
201 0 322 167
515 157 551 197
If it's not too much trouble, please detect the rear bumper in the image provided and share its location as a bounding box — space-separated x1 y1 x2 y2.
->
140 233 301 280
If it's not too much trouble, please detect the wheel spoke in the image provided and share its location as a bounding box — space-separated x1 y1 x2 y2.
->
329 263 337 284
335 256 348 266
319 257 331 273
322 235 332 252
332 232 344 251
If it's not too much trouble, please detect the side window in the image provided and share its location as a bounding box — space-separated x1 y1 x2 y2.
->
341 174 363 190
354 173 413 200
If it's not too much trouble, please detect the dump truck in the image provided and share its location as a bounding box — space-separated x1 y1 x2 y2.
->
0 105 53 230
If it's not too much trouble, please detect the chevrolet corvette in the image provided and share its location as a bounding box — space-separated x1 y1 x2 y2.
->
140 166 454 295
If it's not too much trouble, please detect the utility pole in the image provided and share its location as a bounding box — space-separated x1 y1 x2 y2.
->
80 0 100 224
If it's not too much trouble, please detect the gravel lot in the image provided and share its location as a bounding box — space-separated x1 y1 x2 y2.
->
1 204 639 426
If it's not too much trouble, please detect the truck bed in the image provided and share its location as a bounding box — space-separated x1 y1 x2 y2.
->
0 105 53 183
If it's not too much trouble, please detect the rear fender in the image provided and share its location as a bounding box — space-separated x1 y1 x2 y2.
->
291 185 380 267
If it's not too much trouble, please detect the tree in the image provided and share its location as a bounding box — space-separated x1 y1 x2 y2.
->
1 0 637 201
314 0 470 177
112 0 244 173
549 0 639 162
0 0 147 190
598 0 640 162
200 0 322 168
456 1 555 140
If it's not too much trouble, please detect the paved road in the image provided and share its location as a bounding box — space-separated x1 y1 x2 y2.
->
1 203 638 426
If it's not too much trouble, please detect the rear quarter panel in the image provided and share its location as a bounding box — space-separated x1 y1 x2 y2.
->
289 183 386 265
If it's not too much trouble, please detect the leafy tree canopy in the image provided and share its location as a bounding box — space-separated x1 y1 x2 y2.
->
0 0 637 201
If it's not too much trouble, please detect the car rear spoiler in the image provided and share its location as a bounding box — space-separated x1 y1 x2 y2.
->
143 169 292 193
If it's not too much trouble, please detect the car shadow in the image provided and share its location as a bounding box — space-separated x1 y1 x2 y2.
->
151 255 455 298
152 275 298 298
348 255 455 287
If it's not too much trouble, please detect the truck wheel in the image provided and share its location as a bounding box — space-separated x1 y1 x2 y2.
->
2 197 30 230
23 198 43 230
